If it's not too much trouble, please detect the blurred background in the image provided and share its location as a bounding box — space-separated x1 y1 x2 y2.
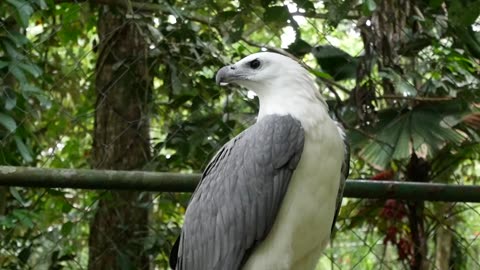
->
0 0 479 269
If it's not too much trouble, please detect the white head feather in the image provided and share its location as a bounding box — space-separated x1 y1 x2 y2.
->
216 52 328 127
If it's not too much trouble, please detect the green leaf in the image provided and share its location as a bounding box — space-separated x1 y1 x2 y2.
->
0 60 8 69
227 17 244 43
147 24 163 42
312 45 359 81
287 38 312 57
7 31 30 46
9 187 26 206
395 79 417 96
264 6 290 25
5 0 34 27
293 0 315 12
33 0 47 9
357 106 466 169
17 62 42 78
5 95 17 110
261 0 275 7
365 0 377 11
12 209 34 228
14 136 33 163
0 112 17 132
9 63 27 83
448 0 480 26
61 221 74 236
3 40 23 60
2 87 16 110
310 69 333 80
214 11 238 22
21 83 51 108
117 252 134 270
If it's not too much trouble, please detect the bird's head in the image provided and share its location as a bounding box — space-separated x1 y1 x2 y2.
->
215 52 314 96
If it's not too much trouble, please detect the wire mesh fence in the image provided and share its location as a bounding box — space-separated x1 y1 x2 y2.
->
1 0 480 269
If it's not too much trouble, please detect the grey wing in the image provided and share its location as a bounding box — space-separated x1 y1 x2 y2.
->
172 114 305 270
331 137 350 233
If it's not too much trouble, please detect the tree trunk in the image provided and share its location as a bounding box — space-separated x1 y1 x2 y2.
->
88 4 152 270
435 223 453 270
434 203 454 270
406 153 430 270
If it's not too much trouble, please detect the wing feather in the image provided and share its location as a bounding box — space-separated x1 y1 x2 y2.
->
331 137 350 233
170 114 304 270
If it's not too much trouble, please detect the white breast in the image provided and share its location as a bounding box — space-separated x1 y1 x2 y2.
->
243 103 344 270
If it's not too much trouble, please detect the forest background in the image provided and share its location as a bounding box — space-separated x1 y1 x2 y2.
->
1 0 480 269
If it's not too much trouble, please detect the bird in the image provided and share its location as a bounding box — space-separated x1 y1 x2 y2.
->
169 52 349 270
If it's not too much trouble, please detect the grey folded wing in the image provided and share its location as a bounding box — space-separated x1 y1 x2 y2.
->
331 136 350 233
171 114 305 270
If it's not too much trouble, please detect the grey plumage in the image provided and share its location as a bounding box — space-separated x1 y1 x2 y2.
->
171 114 305 270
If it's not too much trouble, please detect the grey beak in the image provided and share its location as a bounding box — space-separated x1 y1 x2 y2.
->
215 65 236 85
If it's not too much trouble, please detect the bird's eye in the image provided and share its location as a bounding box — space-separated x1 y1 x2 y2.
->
249 59 261 69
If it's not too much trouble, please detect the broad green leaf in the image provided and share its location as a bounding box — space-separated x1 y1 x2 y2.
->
395 79 417 96
293 0 315 12
8 63 27 83
0 60 8 69
118 252 134 270
9 187 26 206
147 24 163 42
61 221 74 236
12 209 34 228
18 246 31 264
5 95 17 110
0 112 17 132
5 0 34 27
358 106 467 169
312 45 359 81
227 17 244 43
310 69 334 80
2 40 22 60
448 0 480 26
214 11 238 23
365 0 377 11
17 62 42 78
14 135 33 163
21 83 51 108
33 0 47 9
287 38 312 57
263 6 290 26
7 31 29 46
260 0 275 7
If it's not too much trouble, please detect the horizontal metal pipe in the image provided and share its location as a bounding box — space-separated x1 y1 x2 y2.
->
0 166 479 202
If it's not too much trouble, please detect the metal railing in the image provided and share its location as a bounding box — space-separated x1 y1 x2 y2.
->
1 166 479 202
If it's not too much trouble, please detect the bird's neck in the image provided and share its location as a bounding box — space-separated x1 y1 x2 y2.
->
255 77 329 131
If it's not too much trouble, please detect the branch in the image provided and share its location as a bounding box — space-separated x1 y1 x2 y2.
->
378 95 455 101
239 38 300 63
290 12 358 20
54 0 211 24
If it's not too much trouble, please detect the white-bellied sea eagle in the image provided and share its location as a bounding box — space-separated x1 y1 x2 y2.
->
170 52 349 270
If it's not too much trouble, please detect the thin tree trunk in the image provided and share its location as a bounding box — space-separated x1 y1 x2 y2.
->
88 4 152 270
435 223 453 270
407 201 429 270
0 187 7 216
435 203 454 270
406 153 430 270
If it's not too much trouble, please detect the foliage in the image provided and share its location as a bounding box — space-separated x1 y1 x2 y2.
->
0 0 479 269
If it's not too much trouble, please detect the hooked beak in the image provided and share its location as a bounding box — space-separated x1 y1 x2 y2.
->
215 65 242 86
